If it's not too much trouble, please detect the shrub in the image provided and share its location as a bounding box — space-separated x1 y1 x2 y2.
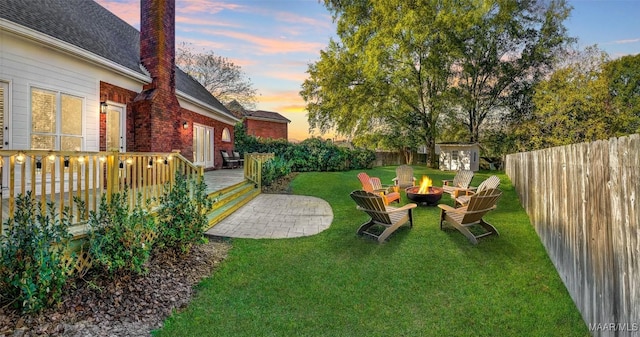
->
261 156 293 186
155 172 213 255
0 192 73 313
84 190 156 276
235 124 376 172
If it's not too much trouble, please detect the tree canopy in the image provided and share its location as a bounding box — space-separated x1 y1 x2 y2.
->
514 47 640 150
302 0 573 165
177 43 258 108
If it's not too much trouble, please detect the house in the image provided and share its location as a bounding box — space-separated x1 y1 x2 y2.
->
227 101 290 140
435 143 480 171
0 0 239 170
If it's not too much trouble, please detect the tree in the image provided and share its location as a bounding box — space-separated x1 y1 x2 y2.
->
450 0 573 143
302 0 457 167
514 48 640 151
176 43 258 108
514 46 611 149
603 53 640 134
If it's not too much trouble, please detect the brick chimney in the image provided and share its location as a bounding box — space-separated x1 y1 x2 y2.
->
132 0 181 153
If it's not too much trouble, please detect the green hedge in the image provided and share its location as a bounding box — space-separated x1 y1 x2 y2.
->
235 123 375 185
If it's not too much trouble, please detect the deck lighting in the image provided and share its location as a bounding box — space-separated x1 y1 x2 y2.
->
15 152 25 165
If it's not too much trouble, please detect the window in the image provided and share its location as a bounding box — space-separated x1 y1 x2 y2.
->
31 88 83 150
221 127 231 142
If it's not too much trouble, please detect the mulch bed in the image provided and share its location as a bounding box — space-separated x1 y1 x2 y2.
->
0 239 231 337
0 173 296 337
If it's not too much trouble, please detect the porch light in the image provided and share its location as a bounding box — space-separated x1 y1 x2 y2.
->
147 159 153 169
126 157 133 165
15 152 25 165
100 101 108 114
63 156 70 168
47 152 56 162
77 156 85 164
35 158 42 174
182 121 189 129
99 155 107 162
119 161 124 169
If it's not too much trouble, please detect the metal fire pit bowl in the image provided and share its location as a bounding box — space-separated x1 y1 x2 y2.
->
405 186 443 206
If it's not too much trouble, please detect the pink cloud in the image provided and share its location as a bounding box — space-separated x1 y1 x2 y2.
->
94 0 140 26
202 29 324 54
178 0 245 15
176 15 240 28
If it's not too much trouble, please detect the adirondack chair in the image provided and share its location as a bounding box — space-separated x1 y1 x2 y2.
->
392 165 417 188
357 172 400 205
454 175 500 207
350 190 417 243
441 170 474 197
438 188 502 244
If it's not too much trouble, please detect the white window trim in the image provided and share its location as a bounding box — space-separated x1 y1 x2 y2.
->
29 85 86 151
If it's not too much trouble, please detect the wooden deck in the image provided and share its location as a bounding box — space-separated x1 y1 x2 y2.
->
202 168 246 193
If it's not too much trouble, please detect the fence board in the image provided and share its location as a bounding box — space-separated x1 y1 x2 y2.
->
506 134 640 337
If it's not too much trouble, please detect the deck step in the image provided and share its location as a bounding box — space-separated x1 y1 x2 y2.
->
205 180 260 230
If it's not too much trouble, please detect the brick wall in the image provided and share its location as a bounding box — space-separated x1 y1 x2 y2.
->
245 119 288 140
99 82 138 152
134 0 181 153
181 109 235 169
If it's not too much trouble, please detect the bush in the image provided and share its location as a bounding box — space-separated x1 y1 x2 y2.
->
84 190 156 276
0 192 73 313
261 156 293 186
235 123 376 172
155 172 213 255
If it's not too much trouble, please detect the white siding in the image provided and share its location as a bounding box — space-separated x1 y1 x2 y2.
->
0 30 144 151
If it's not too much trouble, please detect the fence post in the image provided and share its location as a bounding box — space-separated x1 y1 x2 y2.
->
105 151 119 203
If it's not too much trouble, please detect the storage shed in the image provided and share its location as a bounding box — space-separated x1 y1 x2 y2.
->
435 143 480 171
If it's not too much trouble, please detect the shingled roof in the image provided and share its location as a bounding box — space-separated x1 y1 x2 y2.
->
245 110 291 123
0 0 233 118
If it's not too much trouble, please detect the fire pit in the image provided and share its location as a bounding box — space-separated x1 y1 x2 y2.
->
405 175 443 206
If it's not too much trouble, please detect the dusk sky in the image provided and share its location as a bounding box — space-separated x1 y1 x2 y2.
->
95 0 640 141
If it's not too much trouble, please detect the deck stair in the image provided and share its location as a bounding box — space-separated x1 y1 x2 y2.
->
205 180 260 229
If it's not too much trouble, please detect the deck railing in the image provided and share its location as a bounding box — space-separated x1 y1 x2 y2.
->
0 150 201 236
243 152 274 189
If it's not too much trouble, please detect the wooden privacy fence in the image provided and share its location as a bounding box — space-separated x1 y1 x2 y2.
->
0 150 201 237
505 134 639 337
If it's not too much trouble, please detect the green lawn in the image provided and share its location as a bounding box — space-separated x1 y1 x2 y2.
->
155 166 589 337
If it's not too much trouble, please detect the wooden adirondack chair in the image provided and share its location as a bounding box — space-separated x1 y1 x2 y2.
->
357 172 400 204
392 165 417 188
350 190 417 243
454 175 500 207
441 170 474 197
438 188 502 244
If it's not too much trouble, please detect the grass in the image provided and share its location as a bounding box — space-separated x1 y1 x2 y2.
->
154 166 590 337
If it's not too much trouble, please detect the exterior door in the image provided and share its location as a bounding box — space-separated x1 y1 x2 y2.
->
105 103 125 152
193 123 214 168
